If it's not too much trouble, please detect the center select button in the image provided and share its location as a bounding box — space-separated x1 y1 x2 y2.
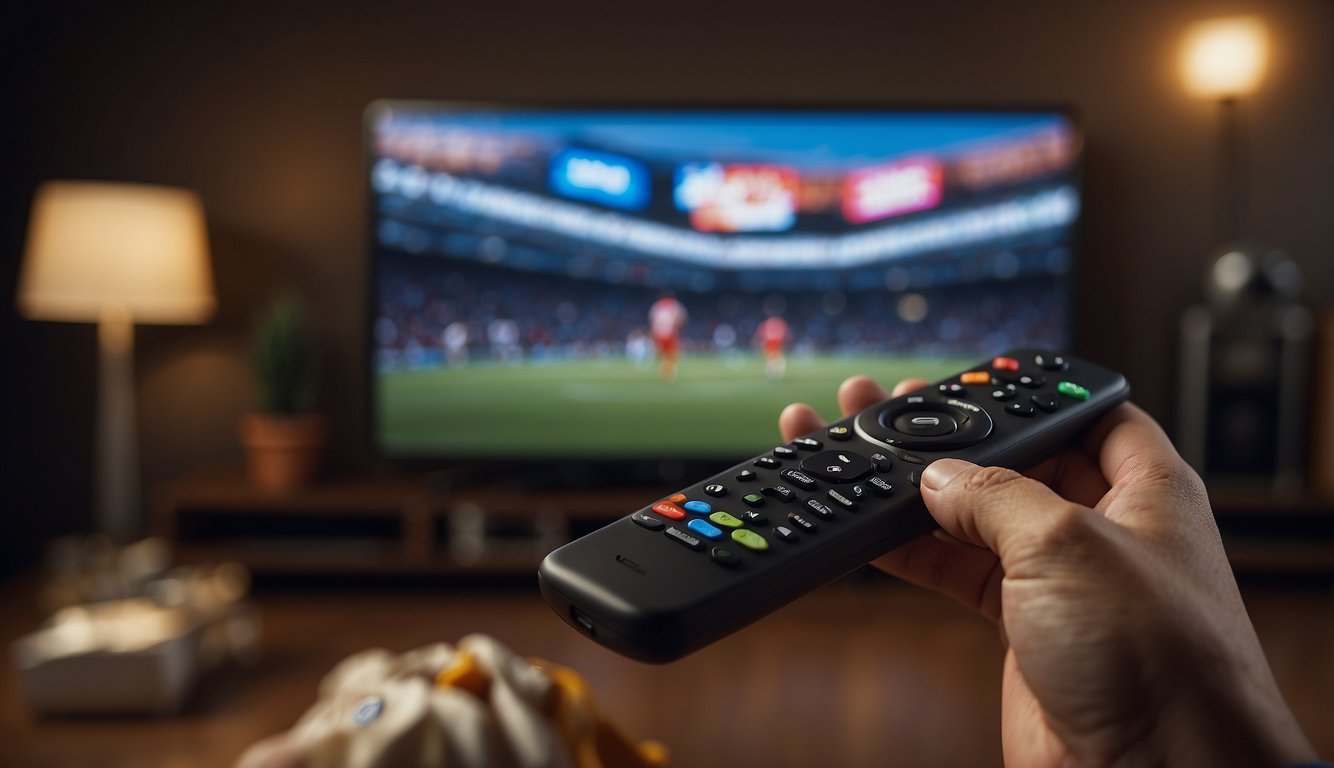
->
892 411 958 437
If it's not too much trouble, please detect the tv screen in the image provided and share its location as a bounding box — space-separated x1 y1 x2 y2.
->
368 103 1081 460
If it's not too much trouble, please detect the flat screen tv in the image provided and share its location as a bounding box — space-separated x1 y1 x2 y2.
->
367 102 1081 463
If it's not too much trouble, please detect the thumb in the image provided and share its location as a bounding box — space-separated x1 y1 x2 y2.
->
920 459 1097 572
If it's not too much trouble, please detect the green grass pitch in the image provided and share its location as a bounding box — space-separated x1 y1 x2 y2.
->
377 354 976 458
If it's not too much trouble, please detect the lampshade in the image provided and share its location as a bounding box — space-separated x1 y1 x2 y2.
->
17 181 215 324
1179 16 1269 99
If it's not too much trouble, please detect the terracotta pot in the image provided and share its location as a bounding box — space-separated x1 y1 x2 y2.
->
239 413 327 492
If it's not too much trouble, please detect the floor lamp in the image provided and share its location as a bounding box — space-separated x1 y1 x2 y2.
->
17 181 215 541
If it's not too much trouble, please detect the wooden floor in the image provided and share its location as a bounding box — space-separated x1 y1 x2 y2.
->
1 575 1331 767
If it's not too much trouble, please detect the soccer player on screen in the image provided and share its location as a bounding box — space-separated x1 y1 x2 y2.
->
755 313 789 380
648 290 688 380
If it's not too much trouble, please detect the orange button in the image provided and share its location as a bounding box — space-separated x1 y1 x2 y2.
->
664 493 687 504
651 502 686 520
992 356 1019 372
961 371 990 384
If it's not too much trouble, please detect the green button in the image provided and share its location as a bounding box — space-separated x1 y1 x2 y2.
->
1057 381 1090 401
730 529 770 552
743 493 765 507
709 511 743 528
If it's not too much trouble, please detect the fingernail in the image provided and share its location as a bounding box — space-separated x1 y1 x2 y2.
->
922 459 975 491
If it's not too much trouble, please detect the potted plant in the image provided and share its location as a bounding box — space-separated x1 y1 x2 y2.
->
239 295 325 492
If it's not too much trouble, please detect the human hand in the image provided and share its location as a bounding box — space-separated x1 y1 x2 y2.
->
780 377 1317 767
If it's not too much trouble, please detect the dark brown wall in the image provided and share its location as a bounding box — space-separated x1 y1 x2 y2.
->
4 0 1333 575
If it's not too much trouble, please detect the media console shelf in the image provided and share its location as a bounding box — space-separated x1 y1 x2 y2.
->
154 465 1333 579
153 464 671 576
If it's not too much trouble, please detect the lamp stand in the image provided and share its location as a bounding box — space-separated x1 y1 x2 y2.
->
1217 96 1246 240
96 307 139 542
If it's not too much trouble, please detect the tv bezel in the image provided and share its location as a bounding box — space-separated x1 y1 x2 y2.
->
363 99 1085 478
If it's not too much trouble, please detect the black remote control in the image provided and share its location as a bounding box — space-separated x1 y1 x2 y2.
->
538 350 1129 663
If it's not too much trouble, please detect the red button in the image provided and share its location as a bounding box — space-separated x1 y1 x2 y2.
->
992 356 1020 371
651 502 686 520
961 371 990 384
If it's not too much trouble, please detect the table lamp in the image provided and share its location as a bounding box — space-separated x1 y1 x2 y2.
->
17 181 215 541
1179 14 1268 238
1175 16 1312 492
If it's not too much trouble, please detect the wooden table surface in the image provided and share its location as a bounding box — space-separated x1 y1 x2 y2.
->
1 574 1331 767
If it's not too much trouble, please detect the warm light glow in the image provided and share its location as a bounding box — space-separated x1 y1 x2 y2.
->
1180 16 1269 99
17 181 215 324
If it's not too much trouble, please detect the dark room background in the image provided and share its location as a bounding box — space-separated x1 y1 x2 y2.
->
3 0 1332 577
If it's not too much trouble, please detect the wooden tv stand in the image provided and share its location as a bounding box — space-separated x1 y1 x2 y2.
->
152 463 672 576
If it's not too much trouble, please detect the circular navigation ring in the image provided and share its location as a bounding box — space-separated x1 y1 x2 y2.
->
855 394 994 451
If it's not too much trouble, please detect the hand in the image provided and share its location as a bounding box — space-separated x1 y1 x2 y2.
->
780 377 1317 767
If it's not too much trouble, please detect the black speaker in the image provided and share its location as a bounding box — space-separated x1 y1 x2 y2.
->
1177 243 1312 492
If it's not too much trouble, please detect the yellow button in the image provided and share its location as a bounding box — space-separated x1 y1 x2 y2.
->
709 511 743 528
730 529 769 552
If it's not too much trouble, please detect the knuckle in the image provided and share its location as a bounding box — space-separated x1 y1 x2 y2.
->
956 465 1026 495
1032 503 1097 551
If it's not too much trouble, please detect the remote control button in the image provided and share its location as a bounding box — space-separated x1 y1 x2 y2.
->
710 547 740 567
730 529 770 552
709 511 744 528
786 512 817 532
960 371 990 385
867 395 994 451
664 493 687 504
683 500 711 515
735 470 758 482
847 484 867 501
741 510 768 526
1032 393 1060 413
704 484 728 497
827 425 851 441
1007 402 1036 417
938 382 967 397
779 469 819 490
893 411 958 437
792 437 822 451
867 476 895 497
651 502 686 520
803 498 835 519
1018 374 1045 389
773 446 798 459
992 356 1020 372
761 485 796 503
992 385 1017 401
754 457 781 469
632 511 665 530
909 470 922 486
799 450 873 483
893 449 928 464
665 526 703 551
1058 381 1090 400
774 525 797 542
1035 353 1068 371
743 493 765 507
687 518 724 540
870 453 893 472
827 488 858 510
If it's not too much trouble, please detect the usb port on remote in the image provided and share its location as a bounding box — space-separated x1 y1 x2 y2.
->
569 607 596 636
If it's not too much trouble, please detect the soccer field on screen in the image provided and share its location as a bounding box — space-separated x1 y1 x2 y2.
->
377 354 975 458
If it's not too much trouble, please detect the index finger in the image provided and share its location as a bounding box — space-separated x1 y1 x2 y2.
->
1080 402 1208 521
836 376 929 417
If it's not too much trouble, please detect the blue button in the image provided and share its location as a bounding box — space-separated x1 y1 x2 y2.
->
687 518 723 540
683 500 712 515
